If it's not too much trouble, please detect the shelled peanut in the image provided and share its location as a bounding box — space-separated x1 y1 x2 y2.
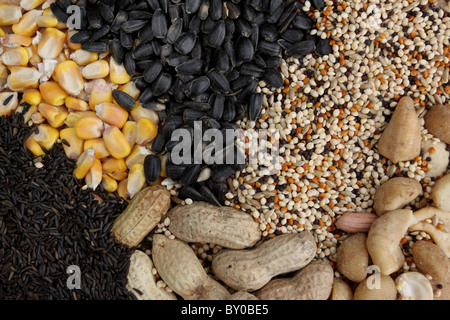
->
0 1 162 200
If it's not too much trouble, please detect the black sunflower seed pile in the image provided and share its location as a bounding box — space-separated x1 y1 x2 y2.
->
52 0 331 205
0 112 135 300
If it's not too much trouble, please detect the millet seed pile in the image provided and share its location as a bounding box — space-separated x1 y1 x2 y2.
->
152 0 449 278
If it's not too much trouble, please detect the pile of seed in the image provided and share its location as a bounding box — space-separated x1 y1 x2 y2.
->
52 0 332 205
221 0 449 267
0 112 135 300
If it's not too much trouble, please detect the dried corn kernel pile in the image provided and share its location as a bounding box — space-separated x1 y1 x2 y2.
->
0 0 162 200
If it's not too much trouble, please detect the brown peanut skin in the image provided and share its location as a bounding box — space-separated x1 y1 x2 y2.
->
212 232 317 291
168 202 262 249
255 261 334 300
152 234 231 300
111 186 171 247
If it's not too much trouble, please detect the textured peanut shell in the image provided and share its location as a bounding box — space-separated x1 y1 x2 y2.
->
366 209 418 275
431 173 450 212
330 278 354 300
424 104 450 144
126 250 177 300
152 234 231 300
373 177 422 216
168 202 261 249
337 233 369 283
229 291 259 300
111 186 171 247
212 232 316 291
412 241 450 285
255 260 334 300
377 96 421 163
353 274 397 300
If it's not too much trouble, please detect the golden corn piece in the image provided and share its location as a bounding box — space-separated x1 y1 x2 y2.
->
0 27 5 37
54 60 85 96
0 63 8 89
12 9 43 37
95 102 129 129
23 89 42 106
103 124 131 159
31 111 45 124
39 81 67 106
60 127 84 160
7 66 41 91
84 138 110 159
0 4 22 26
1 47 29 66
1 34 32 48
130 103 160 124
65 97 90 111
85 158 102 190
75 115 104 140
109 57 131 85
121 121 137 149
41 8 66 29
81 60 110 80
102 157 127 174
88 79 113 110
118 81 141 101
136 117 158 146
24 136 45 156
30 123 59 151
127 163 146 199
117 178 129 199
64 111 96 127
37 14 58 28
102 174 118 193
22 104 38 123
37 28 66 59
73 148 96 180
21 0 46 10
38 103 68 128
0 92 19 116
70 49 98 66
125 145 152 169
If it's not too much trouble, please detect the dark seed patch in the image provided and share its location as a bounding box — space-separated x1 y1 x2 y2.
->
0 112 135 300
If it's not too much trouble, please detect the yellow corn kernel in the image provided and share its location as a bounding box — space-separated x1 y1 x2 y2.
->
22 104 38 123
0 27 5 37
117 178 129 199
0 4 22 26
1 34 32 47
118 81 141 101
103 124 131 159
88 79 113 110
39 81 68 106
37 28 66 59
136 117 158 146
121 121 137 149
38 103 68 128
70 49 98 66
75 115 104 140
125 145 152 169
73 148 96 180
0 63 7 89
65 97 90 111
65 29 81 50
102 157 127 174
95 102 129 129
55 60 84 96
12 9 43 37
30 123 59 151
0 92 19 116
24 136 46 156
1 47 29 66
21 0 46 11
108 171 128 181
130 102 160 125
84 138 110 159
31 111 45 124
85 158 102 190
127 163 146 199
102 174 118 193
64 111 96 127
109 57 131 85
81 60 110 80
36 14 57 28
6 66 41 91
23 89 42 106
60 127 84 160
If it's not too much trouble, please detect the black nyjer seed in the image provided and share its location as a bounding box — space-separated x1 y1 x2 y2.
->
0 112 135 300
51 0 329 205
